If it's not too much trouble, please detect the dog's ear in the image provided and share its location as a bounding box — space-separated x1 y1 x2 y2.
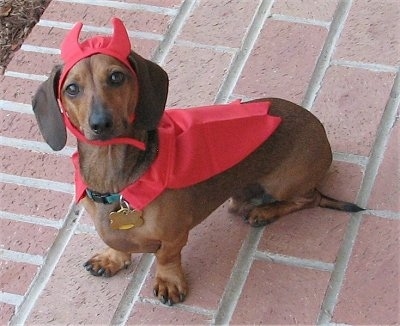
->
128 51 169 130
32 65 67 151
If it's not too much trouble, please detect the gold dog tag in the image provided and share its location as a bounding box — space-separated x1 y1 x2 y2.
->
109 208 144 230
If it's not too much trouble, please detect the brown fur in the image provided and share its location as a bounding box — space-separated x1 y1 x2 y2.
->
33 52 363 305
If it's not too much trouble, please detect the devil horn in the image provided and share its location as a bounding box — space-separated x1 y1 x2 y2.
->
61 22 84 63
108 18 131 57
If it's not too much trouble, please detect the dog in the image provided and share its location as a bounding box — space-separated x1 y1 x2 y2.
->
32 18 363 305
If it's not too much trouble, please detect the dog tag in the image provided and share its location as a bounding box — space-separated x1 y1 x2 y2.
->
109 208 144 230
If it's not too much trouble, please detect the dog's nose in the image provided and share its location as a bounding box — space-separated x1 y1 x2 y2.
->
89 110 113 134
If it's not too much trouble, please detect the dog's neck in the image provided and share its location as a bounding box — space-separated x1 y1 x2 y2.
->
77 130 158 194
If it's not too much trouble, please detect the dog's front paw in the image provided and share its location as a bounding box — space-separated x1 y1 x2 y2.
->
153 274 187 306
83 248 131 277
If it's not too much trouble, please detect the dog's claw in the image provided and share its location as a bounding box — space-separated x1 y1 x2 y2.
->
83 249 131 278
179 293 186 302
153 279 187 306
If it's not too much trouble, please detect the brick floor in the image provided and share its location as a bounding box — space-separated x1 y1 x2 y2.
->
1 0 399 325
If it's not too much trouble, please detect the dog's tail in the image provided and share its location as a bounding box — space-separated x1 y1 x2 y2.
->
318 191 365 212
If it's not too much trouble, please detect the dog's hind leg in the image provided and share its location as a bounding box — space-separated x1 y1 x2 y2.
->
245 190 321 227
228 183 276 219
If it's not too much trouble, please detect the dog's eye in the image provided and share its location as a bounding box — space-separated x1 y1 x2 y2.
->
65 83 80 96
109 71 125 85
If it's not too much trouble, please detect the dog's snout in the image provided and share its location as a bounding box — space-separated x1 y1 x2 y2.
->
89 105 113 135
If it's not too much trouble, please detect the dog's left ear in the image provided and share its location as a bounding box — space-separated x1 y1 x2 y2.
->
32 65 67 151
128 51 169 131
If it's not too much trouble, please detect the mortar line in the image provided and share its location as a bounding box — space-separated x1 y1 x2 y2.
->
10 203 83 325
254 251 334 272
302 0 353 110
0 136 75 157
55 0 178 15
0 249 43 265
139 297 215 317
3 71 48 81
21 44 60 54
212 227 264 325
332 152 368 167
271 13 331 28
355 70 400 209
0 211 63 229
317 70 400 324
174 39 237 54
151 0 198 66
331 59 398 73
214 0 274 104
0 172 74 194
110 254 155 325
0 99 33 113
368 210 400 220
0 292 24 306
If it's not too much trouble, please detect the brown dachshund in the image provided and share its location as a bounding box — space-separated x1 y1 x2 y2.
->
32 39 363 305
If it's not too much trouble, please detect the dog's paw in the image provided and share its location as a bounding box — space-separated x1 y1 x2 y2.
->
153 275 187 306
83 248 131 277
246 207 279 227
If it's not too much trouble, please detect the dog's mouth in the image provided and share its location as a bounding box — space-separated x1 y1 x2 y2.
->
85 128 119 141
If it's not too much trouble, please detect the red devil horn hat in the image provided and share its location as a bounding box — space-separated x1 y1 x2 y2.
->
58 17 133 93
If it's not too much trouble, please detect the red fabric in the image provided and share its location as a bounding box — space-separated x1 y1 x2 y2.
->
73 100 282 210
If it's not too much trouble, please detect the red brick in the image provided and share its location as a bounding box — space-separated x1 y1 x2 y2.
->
0 76 41 104
335 0 400 66
271 0 339 21
333 216 400 324
140 204 249 310
231 260 331 324
258 208 349 263
0 184 73 220
179 0 260 47
0 218 57 256
41 2 172 34
28 233 138 325
0 260 39 295
235 20 327 103
1 147 73 183
313 66 395 156
164 46 233 107
0 110 76 148
23 25 63 49
0 303 16 325
319 161 364 203
6 51 60 75
0 111 42 142
128 302 210 324
369 122 400 212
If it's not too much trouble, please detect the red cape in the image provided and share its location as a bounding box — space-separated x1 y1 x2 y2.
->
73 100 281 210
